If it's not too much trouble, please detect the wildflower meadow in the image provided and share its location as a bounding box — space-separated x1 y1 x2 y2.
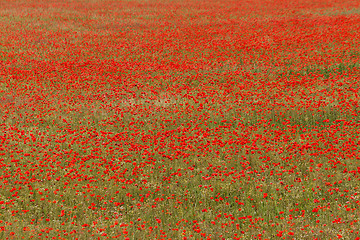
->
0 0 360 239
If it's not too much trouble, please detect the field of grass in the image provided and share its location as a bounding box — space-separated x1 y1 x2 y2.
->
0 0 360 239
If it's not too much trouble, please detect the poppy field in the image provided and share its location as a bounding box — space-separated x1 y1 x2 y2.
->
1 0 360 239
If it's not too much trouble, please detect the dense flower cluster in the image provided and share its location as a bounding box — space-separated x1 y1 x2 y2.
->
0 0 359 239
